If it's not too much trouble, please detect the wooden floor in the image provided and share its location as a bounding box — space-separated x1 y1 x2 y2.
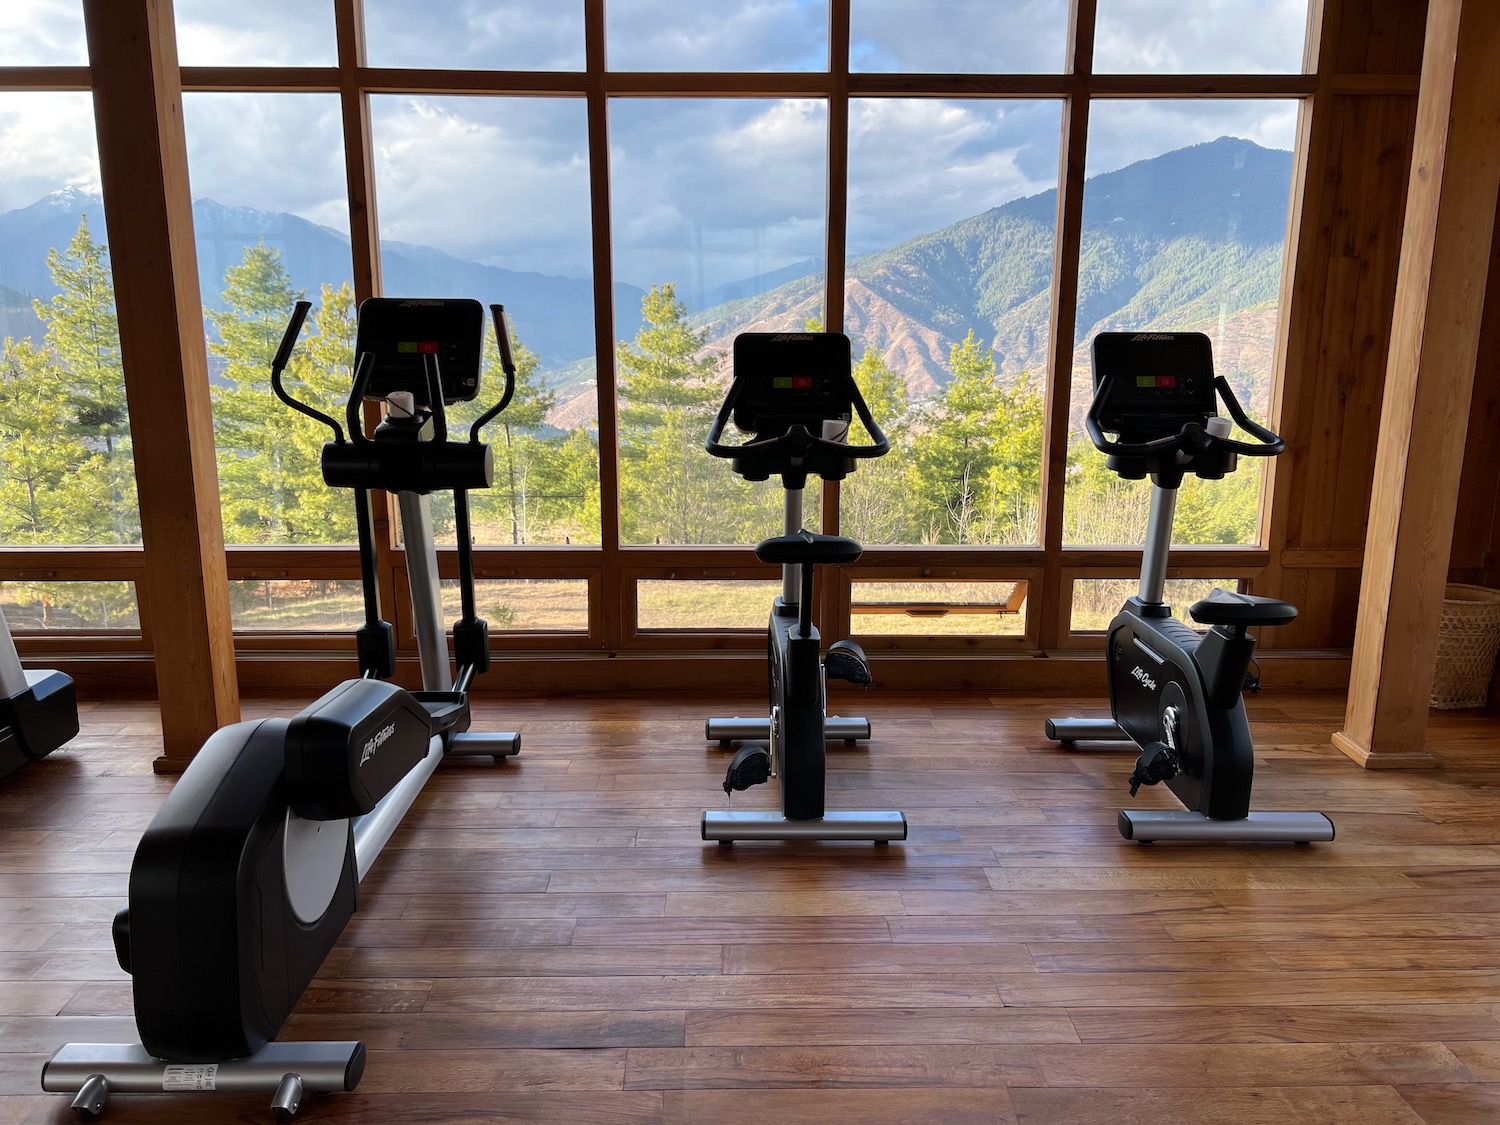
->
2 689 1500 1123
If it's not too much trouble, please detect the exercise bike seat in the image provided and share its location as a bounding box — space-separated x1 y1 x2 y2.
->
1188 588 1298 628
755 529 863 566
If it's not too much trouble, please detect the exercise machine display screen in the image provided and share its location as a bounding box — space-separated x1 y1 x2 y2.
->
353 297 485 405
1091 331 1218 436
732 332 854 433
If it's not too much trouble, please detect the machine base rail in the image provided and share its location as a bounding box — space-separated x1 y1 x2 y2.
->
703 809 907 843
1118 809 1336 844
42 1040 365 1119
1045 717 1130 743
706 715 870 744
447 730 521 757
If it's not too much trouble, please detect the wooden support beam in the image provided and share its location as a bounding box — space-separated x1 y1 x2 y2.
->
84 0 239 770
1334 0 1500 768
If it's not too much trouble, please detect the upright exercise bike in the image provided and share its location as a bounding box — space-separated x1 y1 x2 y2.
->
1045 331 1333 845
701 331 906 844
0 604 78 782
44 296 522 1119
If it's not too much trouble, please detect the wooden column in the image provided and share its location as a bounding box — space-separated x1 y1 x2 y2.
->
1333 0 1500 767
85 0 240 770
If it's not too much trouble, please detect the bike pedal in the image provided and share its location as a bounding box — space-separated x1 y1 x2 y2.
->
824 639 872 687
723 744 771 795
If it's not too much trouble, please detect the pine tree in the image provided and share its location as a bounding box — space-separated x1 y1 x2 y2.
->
208 243 354 546
616 283 729 544
32 215 139 543
909 330 1044 544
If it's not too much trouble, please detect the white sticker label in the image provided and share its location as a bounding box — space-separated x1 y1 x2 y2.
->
162 1064 218 1091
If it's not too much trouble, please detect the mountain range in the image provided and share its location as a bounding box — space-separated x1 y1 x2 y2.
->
0 136 1291 429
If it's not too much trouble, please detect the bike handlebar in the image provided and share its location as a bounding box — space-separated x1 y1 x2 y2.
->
704 370 891 462
1084 373 1284 459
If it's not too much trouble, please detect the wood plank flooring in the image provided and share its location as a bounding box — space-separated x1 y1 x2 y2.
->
2 689 1499 1123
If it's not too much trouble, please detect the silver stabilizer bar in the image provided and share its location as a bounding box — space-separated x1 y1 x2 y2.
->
1118 809 1335 844
1044 717 1131 744
43 1041 365 1119
706 715 870 744
703 809 907 843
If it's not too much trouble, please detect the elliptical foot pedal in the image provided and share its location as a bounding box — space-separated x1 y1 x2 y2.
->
824 639 872 687
723 743 771 794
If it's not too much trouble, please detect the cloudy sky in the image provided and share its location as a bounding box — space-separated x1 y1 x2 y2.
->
2 1 1307 302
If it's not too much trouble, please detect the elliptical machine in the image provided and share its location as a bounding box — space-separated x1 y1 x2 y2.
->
701 331 906 844
43 296 521 1119
1045 331 1333 845
0 604 78 781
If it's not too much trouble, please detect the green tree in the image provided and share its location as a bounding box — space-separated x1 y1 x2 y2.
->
208 243 355 547
909 330 1042 545
616 283 729 544
839 343 916 545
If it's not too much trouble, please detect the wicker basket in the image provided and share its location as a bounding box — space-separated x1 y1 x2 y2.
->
1430 584 1500 709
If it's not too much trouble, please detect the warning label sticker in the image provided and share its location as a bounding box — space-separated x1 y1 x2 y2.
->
162 1064 218 1091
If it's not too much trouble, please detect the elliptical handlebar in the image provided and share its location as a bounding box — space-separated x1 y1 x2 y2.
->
467 304 518 446
1085 372 1284 460
270 299 521 451
704 370 890 461
270 299 346 444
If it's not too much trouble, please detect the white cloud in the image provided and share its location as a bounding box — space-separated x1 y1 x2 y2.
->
371 96 595 277
610 99 828 300
847 99 1062 256
0 93 100 213
1094 0 1310 73
851 0 1071 73
0 0 87 66
607 0 828 71
174 0 337 66
364 0 585 70
182 93 349 231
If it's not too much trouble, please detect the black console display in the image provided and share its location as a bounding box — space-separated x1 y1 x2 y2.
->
353 297 485 405
732 332 854 435
1091 331 1218 439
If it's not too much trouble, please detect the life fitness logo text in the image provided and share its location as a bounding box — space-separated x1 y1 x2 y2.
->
1131 665 1158 692
360 722 397 767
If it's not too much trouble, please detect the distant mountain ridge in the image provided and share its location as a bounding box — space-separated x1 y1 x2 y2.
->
0 137 1292 430
684 136 1293 398
0 191 638 370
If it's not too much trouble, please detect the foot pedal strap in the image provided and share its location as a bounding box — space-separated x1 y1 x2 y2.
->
723 744 771 795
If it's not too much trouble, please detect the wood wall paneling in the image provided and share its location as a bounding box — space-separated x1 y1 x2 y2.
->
1335 0 1500 767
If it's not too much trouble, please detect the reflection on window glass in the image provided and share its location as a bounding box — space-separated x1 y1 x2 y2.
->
439 579 589 632
851 580 1026 637
371 96 600 547
608 0 828 71
174 0 336 66
610 98 827 546
0 93 141 547
844 99 1060 547
1094 0 1310 74
1 581 140 631
365 0 585 70
850 0 1068 73
1064 104 1297 547
1071 578 1242 632
637 580 781 630
0 0 87 65
183 93 355 547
